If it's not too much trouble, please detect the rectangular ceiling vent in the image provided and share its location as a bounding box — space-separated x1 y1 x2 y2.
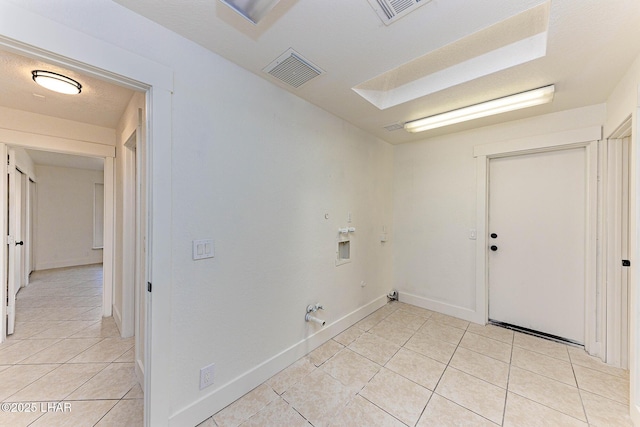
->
263 48 324 89
384 123 404 131
366 0 431 25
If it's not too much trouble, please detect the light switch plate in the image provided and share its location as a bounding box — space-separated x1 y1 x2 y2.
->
193 239 214 260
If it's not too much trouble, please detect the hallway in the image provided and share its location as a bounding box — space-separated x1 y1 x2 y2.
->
0 264 142 426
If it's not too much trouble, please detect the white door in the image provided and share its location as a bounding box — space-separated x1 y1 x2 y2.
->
488 147 586 343
6 150 20 335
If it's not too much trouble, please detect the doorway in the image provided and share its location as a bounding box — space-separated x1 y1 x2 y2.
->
488 147 587 343
601 117 632 368
473 127 599 354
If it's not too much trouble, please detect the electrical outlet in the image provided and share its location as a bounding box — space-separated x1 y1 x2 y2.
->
200 363 215 390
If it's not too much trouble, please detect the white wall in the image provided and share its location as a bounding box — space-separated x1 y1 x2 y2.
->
167 41 393 425
1 2 394 425
0 105 115 146
603 52 640 424
393 104 605 319
35 164 104 270
13 147 36 179
10 2 638 426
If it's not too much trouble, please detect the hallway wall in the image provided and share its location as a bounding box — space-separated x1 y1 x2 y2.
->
35 164 104 270
0 2 395 424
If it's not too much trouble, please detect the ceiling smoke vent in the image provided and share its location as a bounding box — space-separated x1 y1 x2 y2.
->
263 48 324 89
366 0 432 25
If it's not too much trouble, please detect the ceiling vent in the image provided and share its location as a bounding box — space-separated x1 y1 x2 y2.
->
384 123 404 131
263 48 324 89
366 0 432 25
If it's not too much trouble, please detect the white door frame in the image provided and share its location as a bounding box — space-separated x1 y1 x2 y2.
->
0 4 174 425
6 148 18 335
601 117 632 368
474 126 601 354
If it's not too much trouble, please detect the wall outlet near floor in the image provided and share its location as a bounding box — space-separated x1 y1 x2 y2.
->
200 363 215 390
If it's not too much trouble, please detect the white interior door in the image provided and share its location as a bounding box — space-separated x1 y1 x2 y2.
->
488 147 586 343
6 150 19 335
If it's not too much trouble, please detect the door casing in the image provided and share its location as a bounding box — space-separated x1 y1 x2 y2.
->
474 126 600 355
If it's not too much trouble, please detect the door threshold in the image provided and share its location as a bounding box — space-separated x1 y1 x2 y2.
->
489 320 583 348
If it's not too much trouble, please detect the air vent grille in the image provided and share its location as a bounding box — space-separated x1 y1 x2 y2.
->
384 123 404 131
263 49 323 89
390 0 415 15
367 0 431 25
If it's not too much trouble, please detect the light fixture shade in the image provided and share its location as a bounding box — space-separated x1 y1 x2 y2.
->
404 85 555 133
32 70 82 95
219 0 281 24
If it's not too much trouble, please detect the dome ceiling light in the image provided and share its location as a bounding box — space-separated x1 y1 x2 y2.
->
32 70 82 95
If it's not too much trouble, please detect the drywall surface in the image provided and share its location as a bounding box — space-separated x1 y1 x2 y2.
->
35 164 103 270
1 1 394 424
393 104 605 316
603 51 640 424
0 105 115 146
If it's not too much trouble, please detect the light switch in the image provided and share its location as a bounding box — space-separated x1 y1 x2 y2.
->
193 239 215 260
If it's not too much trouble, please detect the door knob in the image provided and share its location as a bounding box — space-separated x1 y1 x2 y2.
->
490 233 498 238
490 245 498 251
15 241 23 246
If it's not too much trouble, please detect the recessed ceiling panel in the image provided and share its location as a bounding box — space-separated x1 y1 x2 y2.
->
353 2 551 110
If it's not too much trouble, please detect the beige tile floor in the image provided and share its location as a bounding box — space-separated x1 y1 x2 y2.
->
0 264 143 427
200 301 633 427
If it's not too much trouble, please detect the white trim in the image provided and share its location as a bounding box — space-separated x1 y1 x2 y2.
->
113 303 123 335
586 139 599 354
398 291 480 323
102 157 114 318
93 183 105 250
121 131 136 338
36 259 103 271
0 128 115 157
473 126 602 158
474 127 601 354
168 295 387 427
0 144 7 343
629 108 639 425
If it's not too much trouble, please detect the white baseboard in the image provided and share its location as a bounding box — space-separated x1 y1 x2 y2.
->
169 295 388 427
113 304 123 335
35 257 103 271
135 357 144 389
398 290 483 324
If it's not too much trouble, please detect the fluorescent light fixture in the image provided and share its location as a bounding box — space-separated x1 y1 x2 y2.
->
32 70 82 95
219 0 282 24
404 85 555 133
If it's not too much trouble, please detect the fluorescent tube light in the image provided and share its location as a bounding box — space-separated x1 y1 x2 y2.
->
404 85 555 133
219 0 282 24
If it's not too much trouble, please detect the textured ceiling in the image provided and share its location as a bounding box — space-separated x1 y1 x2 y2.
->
0 48 136 129
4 0 640 145
110 0 640 144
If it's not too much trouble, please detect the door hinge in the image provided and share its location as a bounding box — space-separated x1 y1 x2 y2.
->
622 260 631 267
147 282 152 292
